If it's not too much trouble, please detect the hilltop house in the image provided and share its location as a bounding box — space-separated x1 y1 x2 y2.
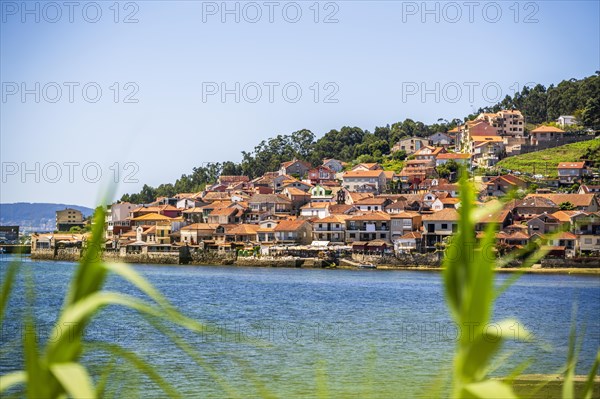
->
279 159 311 178
435 153 472 168
392 137 429 154
274 219 312 244
428 132 454 146
322 158 345 173
310 184 336 203
476 110 525 137
345 212 391 243
484 175 527 197
557 162 589 184
422 208 459 250
526 194 599 213
247 194 292 223
529 126 564 146
557 115 578 128
56 208 85 232
353 197 392 212
312 215 348 244
390 212 422 240
308 165 336 184
342 170 386 193
300 202 332 219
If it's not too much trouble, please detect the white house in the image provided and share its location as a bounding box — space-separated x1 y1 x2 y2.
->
557 115 577 128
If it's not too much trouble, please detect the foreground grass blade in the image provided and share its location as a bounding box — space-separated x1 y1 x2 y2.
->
462 380 518 399
582 350 600 399
146 317 244 398
0 262 18 328
89 341 182 398
50 363 96 399
0 371 26 393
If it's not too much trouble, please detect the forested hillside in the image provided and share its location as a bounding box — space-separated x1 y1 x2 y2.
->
121 73 600 203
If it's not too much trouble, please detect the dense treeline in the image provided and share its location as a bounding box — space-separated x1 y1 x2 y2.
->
121 73 600 203
471 72 600 126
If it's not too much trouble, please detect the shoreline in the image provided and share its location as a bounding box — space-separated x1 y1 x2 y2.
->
344 264 600 275
12 254 600 276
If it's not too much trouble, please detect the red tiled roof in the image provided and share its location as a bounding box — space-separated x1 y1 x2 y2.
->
437 153 471 160
525 194 595 208
421 208 459 221
343 170 384 178
531 125 564 133
348 212 391 221
274 219 310 231
557 162 585 169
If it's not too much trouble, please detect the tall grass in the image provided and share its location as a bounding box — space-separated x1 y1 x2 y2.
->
1 179 599 398
0 208 230 398
442 170 599 398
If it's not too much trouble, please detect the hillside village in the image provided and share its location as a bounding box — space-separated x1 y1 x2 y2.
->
28 110 600 266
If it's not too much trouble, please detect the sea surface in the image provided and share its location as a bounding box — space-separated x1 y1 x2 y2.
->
1 255 599 398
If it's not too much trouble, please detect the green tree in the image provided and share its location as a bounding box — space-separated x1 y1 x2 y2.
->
559 201 576 210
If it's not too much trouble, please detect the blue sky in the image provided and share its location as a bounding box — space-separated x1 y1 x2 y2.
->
1 0 599 207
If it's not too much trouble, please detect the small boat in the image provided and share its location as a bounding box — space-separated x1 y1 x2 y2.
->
358 263 377 269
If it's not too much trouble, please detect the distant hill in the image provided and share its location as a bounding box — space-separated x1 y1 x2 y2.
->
496 139 600 177
0 203 94 233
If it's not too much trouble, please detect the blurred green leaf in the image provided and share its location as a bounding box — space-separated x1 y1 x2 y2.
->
0 371 26 393
50 363 96 399
462 380 517 399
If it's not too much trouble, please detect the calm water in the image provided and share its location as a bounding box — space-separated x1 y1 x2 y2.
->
1 255 599 397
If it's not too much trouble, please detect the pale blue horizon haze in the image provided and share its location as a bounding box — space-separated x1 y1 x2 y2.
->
1 0 599 207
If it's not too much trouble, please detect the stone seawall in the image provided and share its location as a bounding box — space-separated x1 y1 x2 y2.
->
31 248 80 262
103 251 180 265
352 253 442 267
541 257 600 268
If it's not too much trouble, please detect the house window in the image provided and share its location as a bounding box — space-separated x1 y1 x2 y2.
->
349 233 356 238
441 224 448 230
452 224 457 233
380 233 386 239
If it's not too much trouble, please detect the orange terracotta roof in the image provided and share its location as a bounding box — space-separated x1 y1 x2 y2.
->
228 224 260 235
390 211 420 219
317 215 351 223
284 187 311 195
557 162 585 169
473 136 503 142
131 213 173 221
525 194 595 208
348 212 391 221
274 219 310 231
181 223 219 231
209 207 237 216
355 197 389 205
400 231 422 239
421 208 459 221
531 125 564 133
343 170 384 178
437 153 471 159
